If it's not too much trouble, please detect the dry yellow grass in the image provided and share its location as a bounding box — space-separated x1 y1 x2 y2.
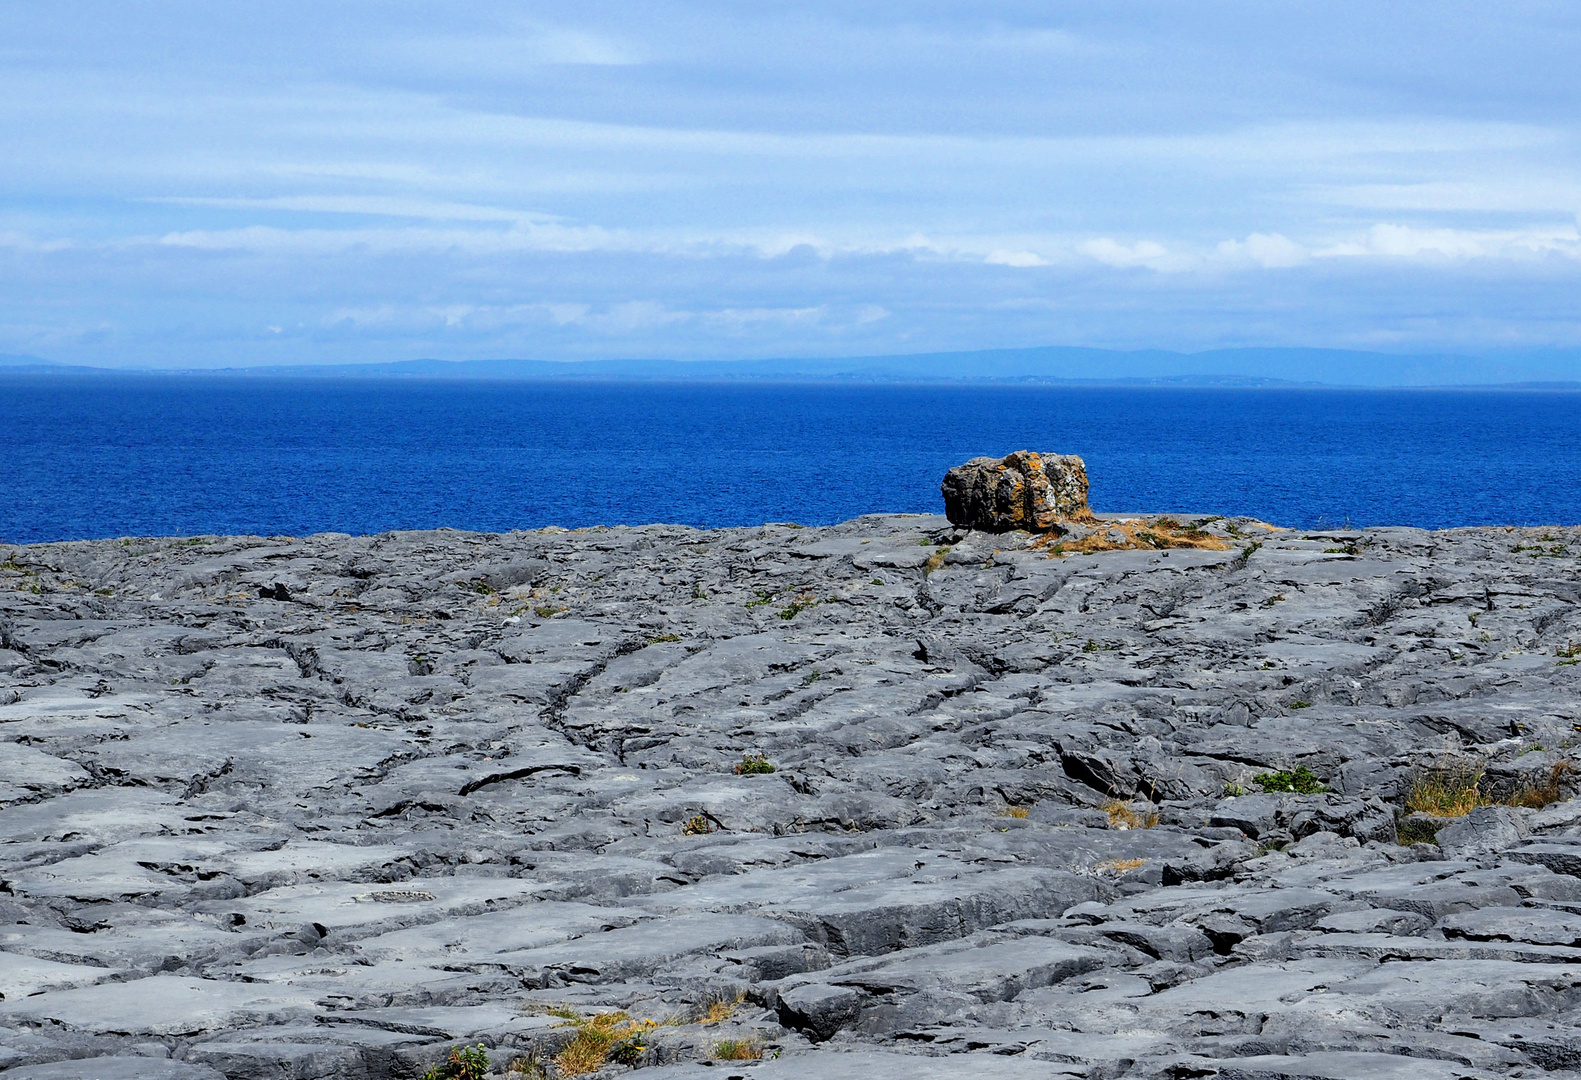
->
713 1039 764 1061
1507 761 1574 809
1101 800 1159 830
700 993 744 1025
1405 759 1573 818
1404 765 1486 817
1001 806 1029 819
551 1011 657 1076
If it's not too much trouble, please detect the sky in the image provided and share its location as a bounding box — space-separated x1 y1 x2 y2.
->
2 2 1580 370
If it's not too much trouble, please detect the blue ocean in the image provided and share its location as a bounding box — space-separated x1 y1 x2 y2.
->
3 376 1579 543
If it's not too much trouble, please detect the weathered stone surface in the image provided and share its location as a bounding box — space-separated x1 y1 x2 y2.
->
0 1061 227 1080
4 516 1581 1076
940 450 1089 530
1437 805 1529 860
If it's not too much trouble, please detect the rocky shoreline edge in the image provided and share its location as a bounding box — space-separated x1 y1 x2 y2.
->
3 512 1581 1079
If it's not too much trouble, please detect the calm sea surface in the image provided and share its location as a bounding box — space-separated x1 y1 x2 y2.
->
3 376 1579 543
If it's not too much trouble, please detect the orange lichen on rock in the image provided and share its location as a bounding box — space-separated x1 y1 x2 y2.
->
941 451 1092 532
940 452 1274 557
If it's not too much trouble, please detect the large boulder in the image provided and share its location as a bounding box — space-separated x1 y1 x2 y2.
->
940 451 1090 532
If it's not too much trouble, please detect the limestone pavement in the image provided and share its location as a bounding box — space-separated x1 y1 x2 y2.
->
3 514 1581 1078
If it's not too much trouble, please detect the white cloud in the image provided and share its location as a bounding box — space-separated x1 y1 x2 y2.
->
7 2 1581 364
985 250 1048 267
1215 233 1308 268
703 306 825 330
154 221 638 256
1080 238 1173 270
1316 223 1581 261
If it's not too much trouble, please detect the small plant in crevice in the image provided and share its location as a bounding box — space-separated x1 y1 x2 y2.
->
1101 799 1158 830
422 1043 490 1080
1558 641 1581 666
734 753 775 776
999 805 1029 819
778 595 821 620
1506 761 1574 809
713 1039 764 1061
1396 816 1446 846
1403 763 1484 817
923 545 953 575
1253 766 1326 794
1288 700 1312 710
1514 541 1569 558
551 1011 659 1077
681 814 715 836
700 992 745 1025
607 1040 647 1067
648 633 681 644
506 1053 548 1078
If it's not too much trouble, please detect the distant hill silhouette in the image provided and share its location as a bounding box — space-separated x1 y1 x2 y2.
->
5 346 1580 388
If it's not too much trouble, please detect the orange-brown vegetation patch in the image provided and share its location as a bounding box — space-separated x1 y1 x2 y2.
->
1034 516 1235 557
1095 857 1147 874
1101 800 1160 830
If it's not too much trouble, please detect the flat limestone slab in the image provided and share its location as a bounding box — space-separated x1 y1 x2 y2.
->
0 975 320 1036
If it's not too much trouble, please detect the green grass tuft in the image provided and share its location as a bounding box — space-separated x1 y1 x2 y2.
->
1253 765 1326 794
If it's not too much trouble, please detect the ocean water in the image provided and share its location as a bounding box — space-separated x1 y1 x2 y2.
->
3 376 1579 543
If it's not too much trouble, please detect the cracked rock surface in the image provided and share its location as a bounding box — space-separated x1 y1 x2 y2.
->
3 514 1581 1078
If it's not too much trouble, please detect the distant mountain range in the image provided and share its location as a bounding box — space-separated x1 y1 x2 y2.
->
3 347 1580 388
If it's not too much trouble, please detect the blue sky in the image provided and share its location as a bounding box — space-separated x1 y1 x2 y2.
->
2 3 1579 369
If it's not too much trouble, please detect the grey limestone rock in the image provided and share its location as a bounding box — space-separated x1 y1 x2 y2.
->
775 982 863 1041
3 516 1581 1076
1437 805 1529 860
